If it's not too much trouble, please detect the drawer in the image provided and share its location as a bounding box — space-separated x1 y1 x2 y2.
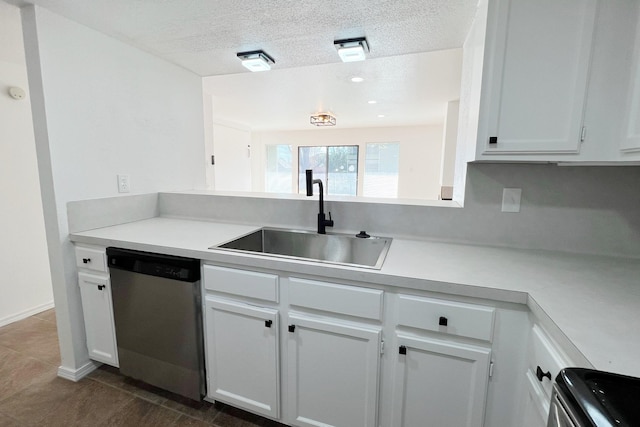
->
74 246 107 273
528 324 572 400
397 294 495 342
203 265 278 302
288 277 383 321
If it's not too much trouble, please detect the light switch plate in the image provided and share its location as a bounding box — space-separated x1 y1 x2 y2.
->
502 188 522 213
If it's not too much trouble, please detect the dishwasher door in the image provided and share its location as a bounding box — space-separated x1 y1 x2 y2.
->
108 249 204 401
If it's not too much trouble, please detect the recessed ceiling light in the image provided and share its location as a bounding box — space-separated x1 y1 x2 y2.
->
334 37 370 62
236 50 275 72
368 100 377 104
378 114 385 118
351 77 364 83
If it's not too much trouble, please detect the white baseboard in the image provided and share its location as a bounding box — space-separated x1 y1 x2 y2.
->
0 300 55 328
57 360 100 382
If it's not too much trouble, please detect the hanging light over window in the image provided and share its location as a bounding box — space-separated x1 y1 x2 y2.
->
236 50 275 72
334 37 369 62
310 113 336 126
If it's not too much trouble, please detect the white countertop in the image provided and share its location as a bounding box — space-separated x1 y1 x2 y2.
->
70 216 640 378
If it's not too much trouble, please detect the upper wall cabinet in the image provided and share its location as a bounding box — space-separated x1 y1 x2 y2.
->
480 0 597 157
458 0 640 163
621 6 640 156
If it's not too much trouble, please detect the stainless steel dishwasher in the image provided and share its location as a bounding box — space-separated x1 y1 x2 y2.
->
106 247 204 401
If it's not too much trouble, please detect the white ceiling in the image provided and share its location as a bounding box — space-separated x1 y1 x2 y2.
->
6 0 478 129
203 48 463 130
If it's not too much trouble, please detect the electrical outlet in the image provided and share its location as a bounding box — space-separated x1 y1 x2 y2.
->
502 188 522 212
117 174 130 193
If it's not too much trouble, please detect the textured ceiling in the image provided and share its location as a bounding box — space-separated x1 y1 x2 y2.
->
7 0 479 76
6 0 477 129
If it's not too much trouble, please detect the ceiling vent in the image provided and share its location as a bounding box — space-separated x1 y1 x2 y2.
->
334 37 369 62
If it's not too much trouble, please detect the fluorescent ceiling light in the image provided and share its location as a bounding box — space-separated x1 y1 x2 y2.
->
351 76 364 83
237 50 275 72
334 37 369 63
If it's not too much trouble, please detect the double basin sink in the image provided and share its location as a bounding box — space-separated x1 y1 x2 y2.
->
212 227 392 269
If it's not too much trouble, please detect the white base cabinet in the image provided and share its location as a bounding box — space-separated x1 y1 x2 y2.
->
204 297 279 418
392 334 491 427
78 272 119 366
75 244 119 368
286 314 381 427
202 264 534 427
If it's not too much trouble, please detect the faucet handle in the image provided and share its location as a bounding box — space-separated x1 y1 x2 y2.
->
327 212 334 227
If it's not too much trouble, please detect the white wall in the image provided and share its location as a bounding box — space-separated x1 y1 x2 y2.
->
0 2 53 326
252 125 445 200
20 5 206 375
454 0 488 204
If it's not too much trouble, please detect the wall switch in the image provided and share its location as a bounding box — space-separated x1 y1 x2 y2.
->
502 188 522 212
117 174 130 193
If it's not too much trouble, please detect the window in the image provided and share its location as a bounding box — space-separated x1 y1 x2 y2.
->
265 145 292 193
363 143 399 198
298 146 359 196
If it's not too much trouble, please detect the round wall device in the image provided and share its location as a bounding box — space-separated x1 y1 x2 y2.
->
9 87 26 100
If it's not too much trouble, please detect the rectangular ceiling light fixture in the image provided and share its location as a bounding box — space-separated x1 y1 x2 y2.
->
310 113 336 126
237 50 275 72
334 37 369 62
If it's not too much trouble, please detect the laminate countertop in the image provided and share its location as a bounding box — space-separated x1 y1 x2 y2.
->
70 216 640 379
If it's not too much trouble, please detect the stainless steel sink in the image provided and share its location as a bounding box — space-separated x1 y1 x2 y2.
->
212 228 392 269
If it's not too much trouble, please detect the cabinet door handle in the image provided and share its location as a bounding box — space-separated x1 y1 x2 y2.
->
265 320 272 328
399 345 407 355
536 366 551 382
97 284 105 290
439 316 448 326
288 325 295 333
83 258 91 264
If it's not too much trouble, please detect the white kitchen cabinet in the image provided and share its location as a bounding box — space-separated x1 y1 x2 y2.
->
78 271 119 367
520 324 574 425
621 6 640 155
286 313 381 427
204 296 279 418
391 334 491 427
479 0 597 157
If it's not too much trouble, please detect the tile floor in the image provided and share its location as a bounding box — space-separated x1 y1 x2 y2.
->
0 309 285 426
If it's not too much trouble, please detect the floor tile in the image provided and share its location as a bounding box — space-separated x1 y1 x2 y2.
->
175 414 215 426
99 396 181 426
0 412 32 426
32 308 57 325
0 346 57 401
0 373 82 424
160 393 220 423
41 380 133 426
212 404 266 427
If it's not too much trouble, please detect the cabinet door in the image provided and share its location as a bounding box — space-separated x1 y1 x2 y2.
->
78 272 119 367
205 297 279 418
392 334 491 427
622 7 640 154
287 314 381 427
483 0 597 155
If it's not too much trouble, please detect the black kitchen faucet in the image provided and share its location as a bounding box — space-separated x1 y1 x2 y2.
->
305 169 334 234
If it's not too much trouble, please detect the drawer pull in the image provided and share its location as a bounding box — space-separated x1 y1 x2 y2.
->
288 325 296 333
265 320 272 328
536 366 551 382
439 316 448 326
83 258 91 264
97 284 105 291
399 345 407 355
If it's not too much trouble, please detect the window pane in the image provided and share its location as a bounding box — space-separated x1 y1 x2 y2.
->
364 143 399 198
327 146 358 196
298 146 327 194
265 145 292 193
